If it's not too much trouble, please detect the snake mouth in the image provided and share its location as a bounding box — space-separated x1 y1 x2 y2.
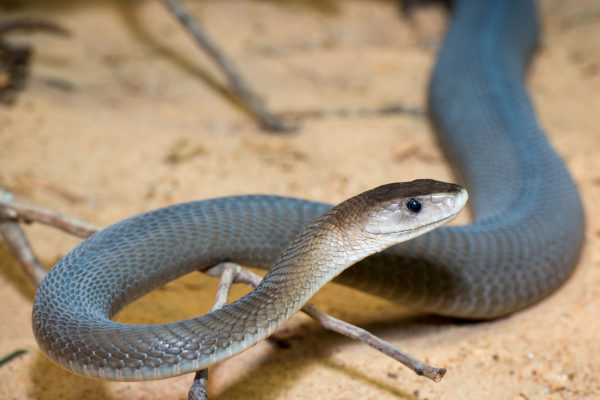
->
369 210 460 237
397 211 460 235
425 211 461 230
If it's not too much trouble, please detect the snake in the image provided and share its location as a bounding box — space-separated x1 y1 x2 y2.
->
32 0 584 383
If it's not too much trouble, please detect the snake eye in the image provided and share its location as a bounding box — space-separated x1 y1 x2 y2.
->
406 199 422 213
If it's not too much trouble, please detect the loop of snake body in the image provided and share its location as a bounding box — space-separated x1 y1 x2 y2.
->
32 0 584 382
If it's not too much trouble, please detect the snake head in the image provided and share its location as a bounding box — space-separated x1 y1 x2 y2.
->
359 179 468 241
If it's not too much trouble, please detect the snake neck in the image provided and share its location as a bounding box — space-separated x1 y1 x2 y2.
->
251 212 360 322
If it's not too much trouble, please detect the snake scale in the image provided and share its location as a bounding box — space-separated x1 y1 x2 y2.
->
32 0 584 382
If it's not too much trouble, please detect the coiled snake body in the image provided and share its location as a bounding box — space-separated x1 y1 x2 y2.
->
32 0 584 382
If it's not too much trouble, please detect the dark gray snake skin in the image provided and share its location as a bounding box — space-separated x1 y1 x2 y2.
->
32 0 584 382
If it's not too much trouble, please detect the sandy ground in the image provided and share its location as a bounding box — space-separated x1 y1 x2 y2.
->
1 0 599 399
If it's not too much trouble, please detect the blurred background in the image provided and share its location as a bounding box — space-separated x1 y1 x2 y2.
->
1 1 599 398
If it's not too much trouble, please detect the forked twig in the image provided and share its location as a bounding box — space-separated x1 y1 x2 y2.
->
160 0 295 132
205 264 446 382
0 189 49 286
0 188 99 285
159 1 426 130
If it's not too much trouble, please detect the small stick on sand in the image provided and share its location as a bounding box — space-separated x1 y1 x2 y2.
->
188 262 241 400
160 0 295 132
205 263 447 383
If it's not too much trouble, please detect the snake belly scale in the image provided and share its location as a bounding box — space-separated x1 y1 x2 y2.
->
32 0 584 383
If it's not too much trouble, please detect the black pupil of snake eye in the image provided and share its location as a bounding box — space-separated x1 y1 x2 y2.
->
407 199 422 213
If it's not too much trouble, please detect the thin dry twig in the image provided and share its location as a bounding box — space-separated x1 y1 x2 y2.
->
0 189 47 286
302 304 446 382
0 18 70 37
160 0 295 132
0 220 47 287
0 188 98 287
204 263 446 382
210 262 241 311
0 200 99 238
277 104 425 122
188 369 209 400
189 262 241 400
